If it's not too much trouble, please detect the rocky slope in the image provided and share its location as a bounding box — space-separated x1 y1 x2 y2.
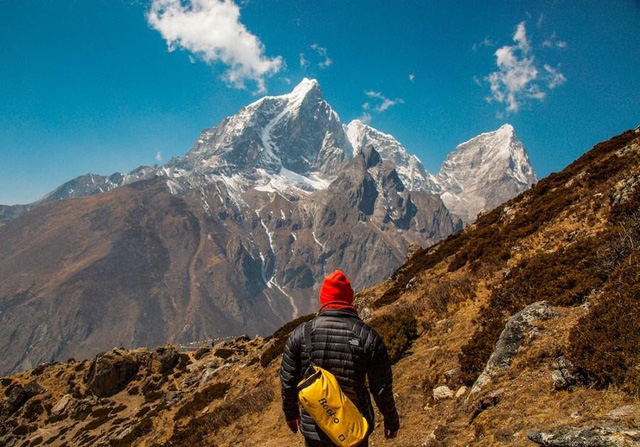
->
1 127 638 446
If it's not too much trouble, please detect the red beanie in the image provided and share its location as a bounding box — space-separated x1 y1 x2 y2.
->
319 270 356 312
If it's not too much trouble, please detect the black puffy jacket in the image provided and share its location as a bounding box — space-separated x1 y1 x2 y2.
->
280 309 400 442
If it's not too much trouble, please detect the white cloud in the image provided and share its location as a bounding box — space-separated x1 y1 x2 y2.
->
472 36 496 52
358 90 403 123
543 64 567 88
513 21 530 53
359 112 372 124
147 0 283 93
156 151 163 162
409 73 415 82
542 32 567 49
299 52 308 68
310 44 332 69
364 90 404 112
483 21 566 113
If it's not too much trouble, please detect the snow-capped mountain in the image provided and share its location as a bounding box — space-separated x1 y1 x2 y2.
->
344 119 436 192
182 78 352 179
342 120 537 224
0 79 462 374
1 80 536 228
430 124 538 223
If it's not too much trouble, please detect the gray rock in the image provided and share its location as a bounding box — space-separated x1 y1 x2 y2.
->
213 348 235 360
85 351 139 397
432 386 454 401
455 386 468 398
199 364 232 387
153 346 180 374
470 301 555 395
421 424 447 447
23 380 43 398
71 399 93 421
51 394 73 416
359 307 373 321
5 384 29 413
551 356 587 390
527 425 640 446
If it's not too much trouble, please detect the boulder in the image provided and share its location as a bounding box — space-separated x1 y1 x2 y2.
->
432 386 454 401
5 385 28 413
5 379 44 413
193 347 210 360
109 416 153 445
71 399 93 421
444 367 462 385
50 395 73 419
527 425 640 446
470 301 555 395
422 424 447 447
23 380 43 398
455 386 468 399
213 348 235 360
85 351 139 397
152 346 180 374
551 356 588 390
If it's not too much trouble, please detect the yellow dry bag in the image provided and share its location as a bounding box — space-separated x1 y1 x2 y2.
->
297 321 369 447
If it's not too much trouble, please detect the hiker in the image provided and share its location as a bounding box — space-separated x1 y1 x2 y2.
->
280 270 400 446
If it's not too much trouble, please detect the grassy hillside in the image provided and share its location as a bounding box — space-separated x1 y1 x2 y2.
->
1 128 639 446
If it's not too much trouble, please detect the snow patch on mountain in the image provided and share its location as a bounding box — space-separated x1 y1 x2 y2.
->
345 119 434 192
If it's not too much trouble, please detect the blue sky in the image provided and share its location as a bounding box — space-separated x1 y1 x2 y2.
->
1 0 639 205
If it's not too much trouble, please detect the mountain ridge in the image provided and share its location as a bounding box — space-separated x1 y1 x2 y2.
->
0 79 536 227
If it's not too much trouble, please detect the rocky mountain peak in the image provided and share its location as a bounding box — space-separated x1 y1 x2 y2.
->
287 77 321 102
176 77 350 184
345 119 432 192
362 144 382 168
431 123 537 223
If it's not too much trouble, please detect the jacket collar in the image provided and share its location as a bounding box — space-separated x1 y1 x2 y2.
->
317 308 361 319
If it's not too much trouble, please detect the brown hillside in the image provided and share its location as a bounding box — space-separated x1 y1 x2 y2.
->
1 128 639 446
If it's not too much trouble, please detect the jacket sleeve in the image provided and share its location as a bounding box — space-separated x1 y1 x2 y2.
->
280 326 302 421
366 328 400 432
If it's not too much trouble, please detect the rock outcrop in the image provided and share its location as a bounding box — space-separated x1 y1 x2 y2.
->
469 301 555 395
551 356 588 390
528 425 640 446
85 351 139 398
